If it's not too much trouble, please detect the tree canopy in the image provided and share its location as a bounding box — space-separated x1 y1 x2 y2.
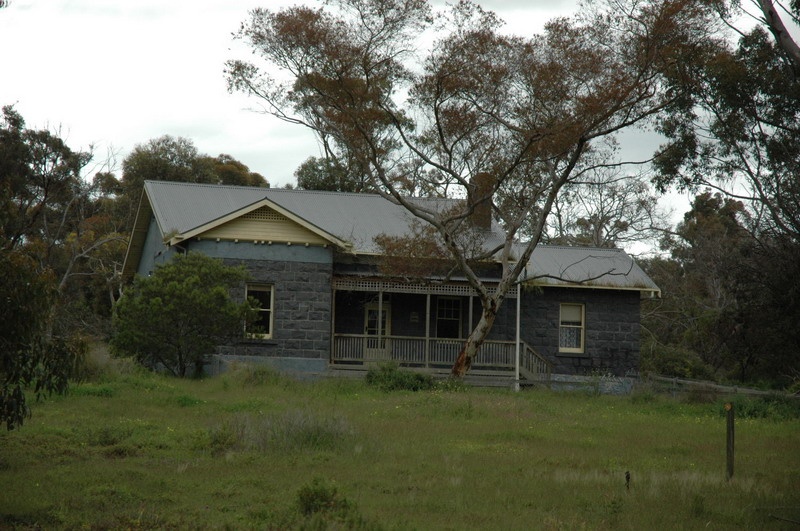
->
0 105 97 429
226 0 713 375
117 135 268 232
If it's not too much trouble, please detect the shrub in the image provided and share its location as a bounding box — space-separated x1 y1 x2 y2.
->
295 478 374 530
296 478 349 516
365 362 435 392
722 394 800 421
111 253 255 377
640 342 715 381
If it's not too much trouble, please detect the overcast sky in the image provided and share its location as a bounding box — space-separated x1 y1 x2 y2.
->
1 0 615 188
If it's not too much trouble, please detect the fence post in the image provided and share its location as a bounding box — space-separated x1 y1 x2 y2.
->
725 402 735 481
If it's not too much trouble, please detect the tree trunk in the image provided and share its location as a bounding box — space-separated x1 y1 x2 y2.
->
760 0 800 71
451 302 498 378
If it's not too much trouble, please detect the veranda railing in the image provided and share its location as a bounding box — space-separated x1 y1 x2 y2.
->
332 334 552 381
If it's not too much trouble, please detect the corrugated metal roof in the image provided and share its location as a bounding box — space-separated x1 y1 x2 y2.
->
140 181 659 294
523 245 660 294
144 180 502 254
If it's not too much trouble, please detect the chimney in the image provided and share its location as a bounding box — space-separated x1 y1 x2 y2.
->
469 172 494 230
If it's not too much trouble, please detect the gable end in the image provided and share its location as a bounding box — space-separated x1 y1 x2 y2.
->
199 206 329 246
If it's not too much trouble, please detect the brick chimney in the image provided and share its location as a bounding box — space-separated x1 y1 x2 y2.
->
469 172 494 230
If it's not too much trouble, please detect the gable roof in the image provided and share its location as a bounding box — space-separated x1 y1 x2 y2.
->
123 180 659 296
140 180 490 252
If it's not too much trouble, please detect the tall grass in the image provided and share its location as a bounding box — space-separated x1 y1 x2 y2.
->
1 359 798 529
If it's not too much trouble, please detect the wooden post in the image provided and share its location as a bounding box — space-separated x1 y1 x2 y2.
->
725 402 735 481
513 281 520 392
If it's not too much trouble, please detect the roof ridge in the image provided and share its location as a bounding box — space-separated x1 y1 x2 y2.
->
537 244 624 253
143 180 464 202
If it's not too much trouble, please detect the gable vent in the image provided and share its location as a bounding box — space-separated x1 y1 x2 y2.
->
242 207 287 222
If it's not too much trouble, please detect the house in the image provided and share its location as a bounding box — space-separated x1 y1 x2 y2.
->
122 180 660 382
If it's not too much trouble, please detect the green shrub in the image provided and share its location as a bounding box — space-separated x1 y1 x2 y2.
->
295 478 375 530
297 478 348 516
721 394 800 421
365 362 435 392
640 342 715 380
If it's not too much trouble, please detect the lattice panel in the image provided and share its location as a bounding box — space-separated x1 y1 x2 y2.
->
242 207 286 222
333 277 516 298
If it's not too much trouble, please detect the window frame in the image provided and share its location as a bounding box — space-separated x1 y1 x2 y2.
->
436 296 462 339
245 284 274 339
558 303 585 354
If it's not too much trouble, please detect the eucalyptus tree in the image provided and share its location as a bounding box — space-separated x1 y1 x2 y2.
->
227 0 713 376
653 0 800 241
0 105 104 428
546 168 671 249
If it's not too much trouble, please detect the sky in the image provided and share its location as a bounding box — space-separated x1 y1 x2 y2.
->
0 0 678 228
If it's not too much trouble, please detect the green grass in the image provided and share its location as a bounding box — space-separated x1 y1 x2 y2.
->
1 363 799 530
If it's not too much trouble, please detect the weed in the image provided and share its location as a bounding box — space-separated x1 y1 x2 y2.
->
365 362 435 392
690 494 706 518
203 410 353 454
629 387 658 404
176 394 203 407
435 377 467 392
230 362 283 386
202 418 245 455
452 398 475 419
686 386 717 404
82 425 134 447
70 383 116 398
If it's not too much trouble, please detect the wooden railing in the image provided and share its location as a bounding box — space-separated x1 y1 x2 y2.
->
332 334 552 381
520 342 552 383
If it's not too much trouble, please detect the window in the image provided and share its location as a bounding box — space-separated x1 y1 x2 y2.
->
559 303 584 353
436 297 462 339
246 284 273 339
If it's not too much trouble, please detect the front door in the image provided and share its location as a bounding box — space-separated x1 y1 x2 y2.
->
364 302 391 361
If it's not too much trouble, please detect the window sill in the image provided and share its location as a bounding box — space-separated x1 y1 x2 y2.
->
557 350 588 357
242 335 276 344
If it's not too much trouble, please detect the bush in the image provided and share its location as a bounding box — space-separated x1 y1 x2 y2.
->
721 394 800 421
297 478 349 516
111 253 254 377
365 362 435 392
295 478 375 530
640 342 715 381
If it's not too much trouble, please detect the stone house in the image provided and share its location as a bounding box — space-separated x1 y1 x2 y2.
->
122 180 660 382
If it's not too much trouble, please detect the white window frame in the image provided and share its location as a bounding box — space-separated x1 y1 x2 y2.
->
558 303 585 354
245 284 274 339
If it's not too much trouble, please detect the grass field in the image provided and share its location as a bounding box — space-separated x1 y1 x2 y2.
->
1 357 799 530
